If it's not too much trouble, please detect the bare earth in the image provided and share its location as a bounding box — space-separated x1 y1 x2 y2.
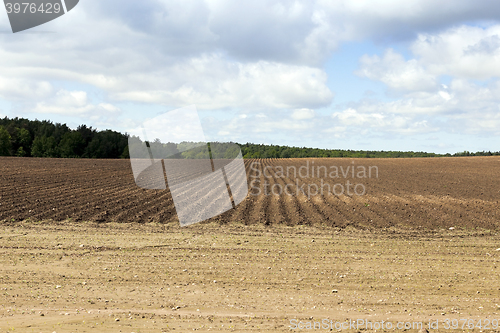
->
1 222 499 332
1 156 499 229
0 157 500 332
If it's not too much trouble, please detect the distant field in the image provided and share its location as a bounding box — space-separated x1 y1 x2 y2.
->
0 156 499 230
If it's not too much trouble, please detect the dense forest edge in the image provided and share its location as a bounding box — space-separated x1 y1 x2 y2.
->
0 117 499 159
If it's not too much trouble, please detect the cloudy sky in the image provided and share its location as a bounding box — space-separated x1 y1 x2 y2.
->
1 0 500 153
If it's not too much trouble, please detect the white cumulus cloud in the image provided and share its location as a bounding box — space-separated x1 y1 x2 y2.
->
291 108 316 120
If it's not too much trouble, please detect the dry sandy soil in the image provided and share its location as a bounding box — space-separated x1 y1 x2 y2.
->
0 222 499 332
0 157 500 332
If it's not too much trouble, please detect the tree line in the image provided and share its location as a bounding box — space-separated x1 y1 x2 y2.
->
238 143 500 158
0 117 498 159
0 117 128 158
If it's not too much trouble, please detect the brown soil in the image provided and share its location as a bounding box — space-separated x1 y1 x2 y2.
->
0 156 499 230
1 157 500 332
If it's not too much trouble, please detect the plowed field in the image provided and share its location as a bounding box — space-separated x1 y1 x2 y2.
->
1 157 500 332
1 156 499 230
